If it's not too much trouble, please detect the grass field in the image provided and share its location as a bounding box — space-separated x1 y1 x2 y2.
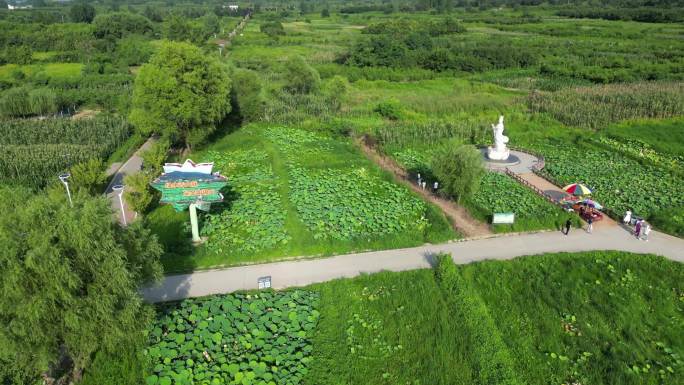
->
148 124 455 273
0 62 83 82
306 251 684 385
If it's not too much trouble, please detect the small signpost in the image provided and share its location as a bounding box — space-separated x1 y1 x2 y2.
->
492 212 515 224
258 276 272 290
151 159 228 243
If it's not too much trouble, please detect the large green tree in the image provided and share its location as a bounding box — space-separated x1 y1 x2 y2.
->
431 144 485 203
0 187 162 384
129 41 232 150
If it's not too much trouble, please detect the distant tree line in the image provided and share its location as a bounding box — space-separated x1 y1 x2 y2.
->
345 18 537 73
557 6 684 23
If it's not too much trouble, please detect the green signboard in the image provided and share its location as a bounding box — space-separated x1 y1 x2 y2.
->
151 172 228 211
150 160 228 243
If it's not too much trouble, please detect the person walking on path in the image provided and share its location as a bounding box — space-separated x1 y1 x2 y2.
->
586 217 593 234
641 222 651 241
635 219 642 239
433 181 439 193
623 210 632 225
421 181 427 190
564 218 572 236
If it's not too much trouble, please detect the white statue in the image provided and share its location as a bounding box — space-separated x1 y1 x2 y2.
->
487 115 510 161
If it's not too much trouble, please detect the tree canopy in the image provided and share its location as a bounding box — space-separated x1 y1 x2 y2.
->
129 41 232 150
0 187 162 384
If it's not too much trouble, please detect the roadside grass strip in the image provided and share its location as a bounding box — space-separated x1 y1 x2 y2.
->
434 255 523 385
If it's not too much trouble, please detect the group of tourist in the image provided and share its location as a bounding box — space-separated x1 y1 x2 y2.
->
416 173 439 193
623 210 651 241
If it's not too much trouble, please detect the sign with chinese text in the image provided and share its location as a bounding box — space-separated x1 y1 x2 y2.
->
150 159 228 211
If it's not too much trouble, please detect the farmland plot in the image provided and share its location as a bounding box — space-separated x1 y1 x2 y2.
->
201 149 290 255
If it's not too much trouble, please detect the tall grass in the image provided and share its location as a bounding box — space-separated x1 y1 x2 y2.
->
527 81 684 130
0 87 58 117
376 119 489 149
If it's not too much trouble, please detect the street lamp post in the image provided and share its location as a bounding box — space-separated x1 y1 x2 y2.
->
112 184 127 226
58 173 73 207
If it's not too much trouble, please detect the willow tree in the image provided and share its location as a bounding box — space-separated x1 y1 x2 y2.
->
129 41 232 151
431 144 485 203
0 187 162 384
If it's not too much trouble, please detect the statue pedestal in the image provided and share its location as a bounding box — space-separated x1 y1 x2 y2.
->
487 146 510 161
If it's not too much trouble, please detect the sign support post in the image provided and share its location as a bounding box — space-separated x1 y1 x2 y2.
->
189 203 201 243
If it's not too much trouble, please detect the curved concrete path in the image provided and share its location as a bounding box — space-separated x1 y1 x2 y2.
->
105 137 157 225
141 225 684 303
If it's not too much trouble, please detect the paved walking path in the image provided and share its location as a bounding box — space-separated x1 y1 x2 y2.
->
141 225 684 303
105 137 157 225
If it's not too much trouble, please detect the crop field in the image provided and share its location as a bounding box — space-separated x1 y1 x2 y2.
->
153 125 454 272
305 251 684 385
146 290 319 385
0 115 130 188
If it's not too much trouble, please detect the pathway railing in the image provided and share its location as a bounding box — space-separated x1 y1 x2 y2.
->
504 167 561 206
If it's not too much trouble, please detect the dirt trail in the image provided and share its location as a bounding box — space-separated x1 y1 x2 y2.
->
356 137 492 238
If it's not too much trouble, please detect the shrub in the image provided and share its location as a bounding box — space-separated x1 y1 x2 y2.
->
92 12 153 40
374 98 404 120
282 56 320 94
123 172 155 214
260 21 285 38
69 158 106 194
431 144 485 203
322 75 349 112
231 68 265 122
70 3 96 23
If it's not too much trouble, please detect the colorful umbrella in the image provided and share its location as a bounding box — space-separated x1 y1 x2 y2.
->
581 198 603 210
563 183 592 196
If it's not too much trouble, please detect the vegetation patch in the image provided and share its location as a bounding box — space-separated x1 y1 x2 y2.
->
0 115 129 188
307 251 684 385
527 82 684 130
536 141 684 221
466 172 575 232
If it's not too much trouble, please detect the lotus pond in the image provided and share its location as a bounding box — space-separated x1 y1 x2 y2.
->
146 290 319 385
466 172 577 232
